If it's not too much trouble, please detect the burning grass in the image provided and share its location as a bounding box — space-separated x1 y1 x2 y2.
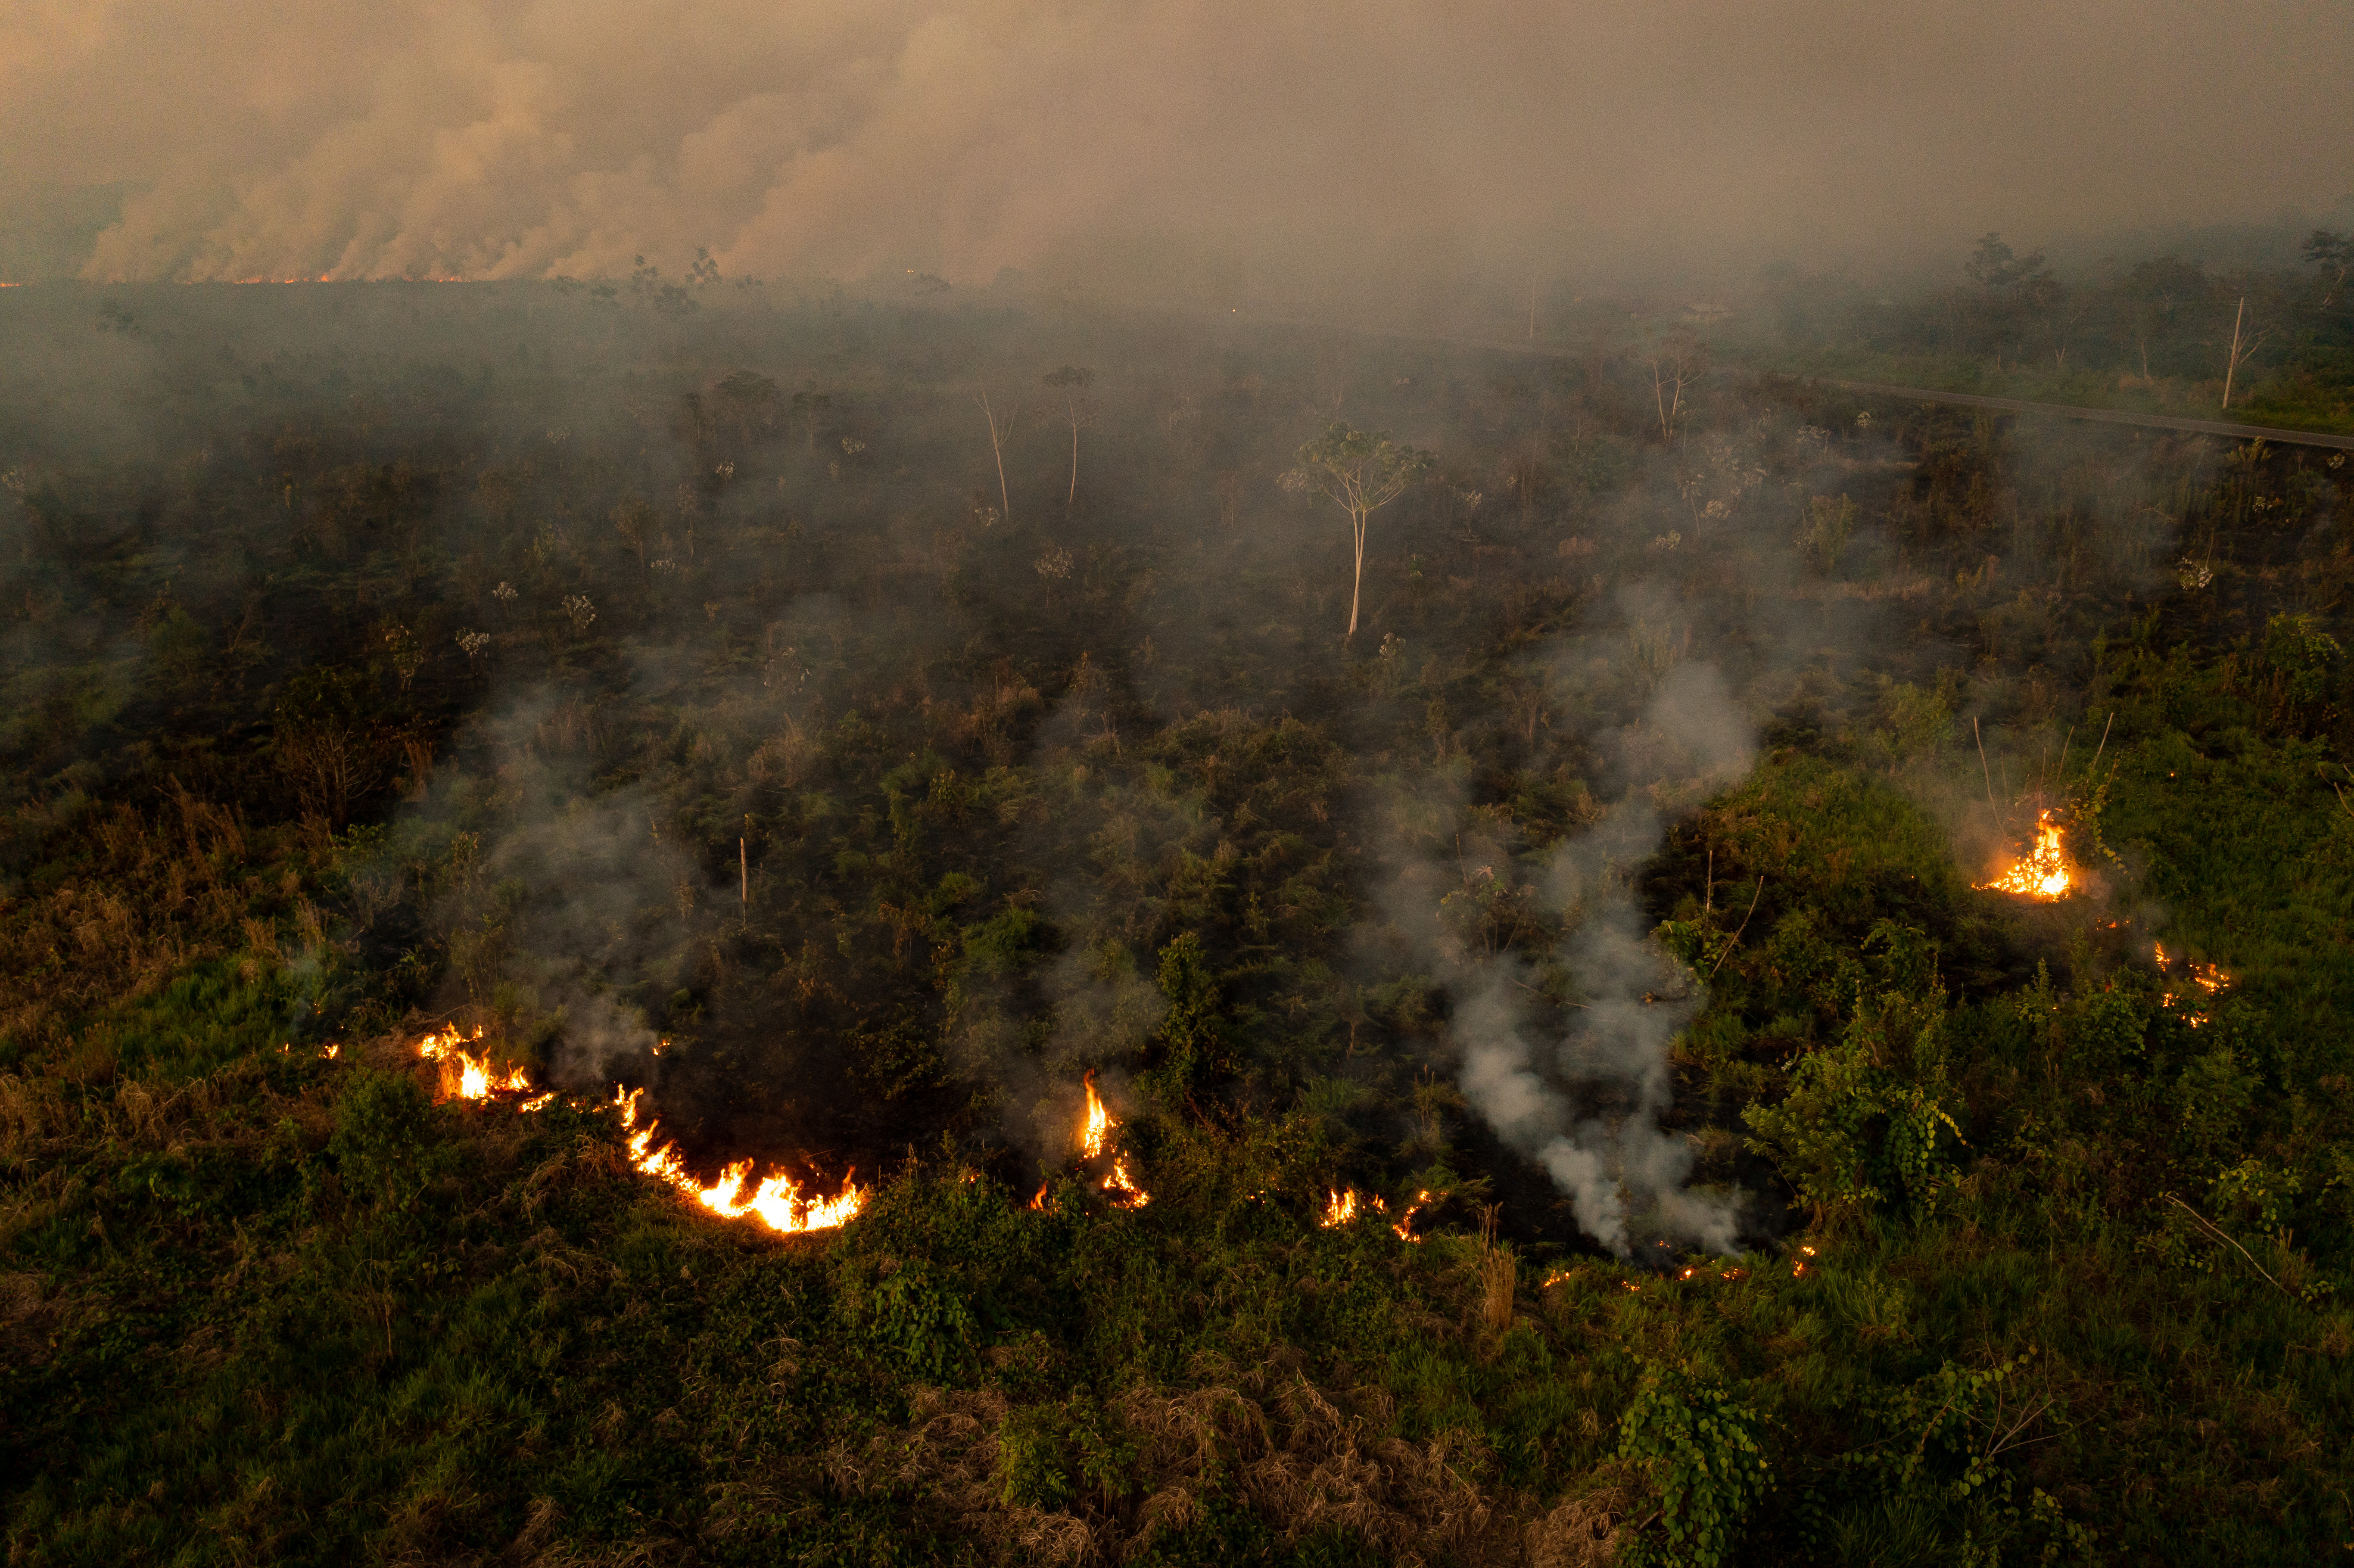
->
409 1024 865 1235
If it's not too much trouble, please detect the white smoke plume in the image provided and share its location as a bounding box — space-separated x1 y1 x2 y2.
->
1445 660 1755 1256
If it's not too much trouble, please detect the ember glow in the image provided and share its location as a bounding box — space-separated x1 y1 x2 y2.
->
2154 943 2231 1026
1975 810 2074 899
1393 1189 1432 1241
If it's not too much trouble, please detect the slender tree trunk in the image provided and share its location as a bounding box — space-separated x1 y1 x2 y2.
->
2221 296 2246 410
978 388 1012 521
1347 511 1367 637
1067 418 1080 514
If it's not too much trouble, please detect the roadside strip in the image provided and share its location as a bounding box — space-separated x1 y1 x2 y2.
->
1813 378 2354 452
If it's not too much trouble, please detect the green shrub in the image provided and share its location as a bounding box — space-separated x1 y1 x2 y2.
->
863 1260 978 1381
996 1399 1138 1512
329 1070 434 1206
1616 1360 1772 1568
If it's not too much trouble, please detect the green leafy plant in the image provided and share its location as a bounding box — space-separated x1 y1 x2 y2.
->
1616 1360 1772 1568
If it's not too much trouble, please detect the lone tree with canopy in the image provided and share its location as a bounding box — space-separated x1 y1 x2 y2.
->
1282 421 1435 639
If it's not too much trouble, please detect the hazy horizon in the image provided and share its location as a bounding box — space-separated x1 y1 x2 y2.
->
7 0 2351 302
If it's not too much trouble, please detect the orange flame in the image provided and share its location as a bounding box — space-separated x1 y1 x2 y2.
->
1393 1189 1432 1241
614 1088 865 1234
1975 810 2073 899
410 1027 860 1232
1320 1188 1359 1227
1079 1073 1150 1208
1104 1154 1150 1207
417 1025 535 1102
1081 1071 1114 1159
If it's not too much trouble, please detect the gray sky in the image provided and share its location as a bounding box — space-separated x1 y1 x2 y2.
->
5 0 2350 292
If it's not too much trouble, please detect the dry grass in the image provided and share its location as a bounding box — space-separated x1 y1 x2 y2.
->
0 794 313 1055
796 1360 1636 1567
1476 1204 1520 1340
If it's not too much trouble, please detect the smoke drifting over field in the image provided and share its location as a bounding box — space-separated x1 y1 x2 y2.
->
7 0 2351 293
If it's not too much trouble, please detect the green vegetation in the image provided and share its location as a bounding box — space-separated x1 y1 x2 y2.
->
1727 230 2354 436
3 281 2352 1563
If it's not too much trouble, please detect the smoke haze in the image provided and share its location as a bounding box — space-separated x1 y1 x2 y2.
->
8 1 2352 293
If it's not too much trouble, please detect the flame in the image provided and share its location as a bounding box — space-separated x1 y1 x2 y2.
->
1393 1190 1432 1241
1030 1182 1050 1210
409 1027 860 1232
1081 1071 1114 1159
614 1087 865 1234
1321 1188 1359 1227
1078 1073 1151 1207
417 1025 534 1102
1103 1154 1150 1207
1975 810 2073 899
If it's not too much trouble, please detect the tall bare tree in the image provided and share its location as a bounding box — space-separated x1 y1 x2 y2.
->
1636 331 1708 439
1042 366 1096 515
975 386 1017 523
2220 296 2269 410
1281 422 1435 639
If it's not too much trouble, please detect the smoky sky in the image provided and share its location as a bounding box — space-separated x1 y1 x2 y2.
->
5 1 2351 292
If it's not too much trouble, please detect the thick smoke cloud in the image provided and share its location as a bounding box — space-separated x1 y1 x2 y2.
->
6 1 2351 292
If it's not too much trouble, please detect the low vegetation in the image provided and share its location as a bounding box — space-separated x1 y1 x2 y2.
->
3 277 2351 1563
